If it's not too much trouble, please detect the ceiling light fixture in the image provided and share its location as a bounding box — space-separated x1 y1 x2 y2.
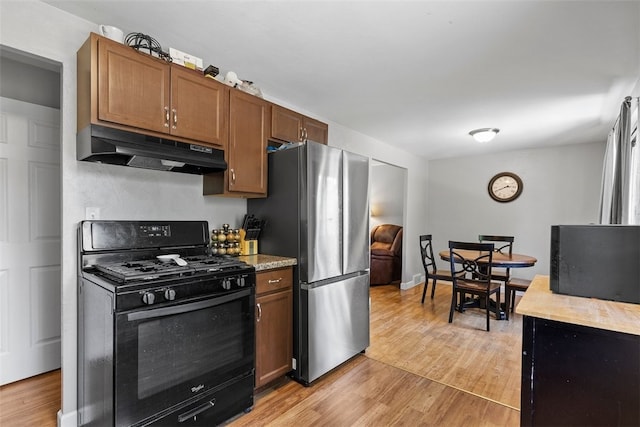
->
469 128 500 143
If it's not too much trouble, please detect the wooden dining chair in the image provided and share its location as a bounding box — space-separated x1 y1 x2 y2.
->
504 277 531 320
448 241 501 331
478 235 514 287
419 235 455 303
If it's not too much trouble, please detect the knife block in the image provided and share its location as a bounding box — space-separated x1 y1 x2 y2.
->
239 229 259 255
240 239 258 256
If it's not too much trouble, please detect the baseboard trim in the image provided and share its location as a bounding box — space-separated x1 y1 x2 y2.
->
58 409 77 427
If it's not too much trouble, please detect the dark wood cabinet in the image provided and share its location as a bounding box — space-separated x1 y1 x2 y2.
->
78 32 228 148
521 316 640 426
271 104 328 145
518 276 640 427
255 267 293 389
203 90 269 197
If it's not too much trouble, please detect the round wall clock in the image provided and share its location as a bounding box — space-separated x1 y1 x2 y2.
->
488 172 523 203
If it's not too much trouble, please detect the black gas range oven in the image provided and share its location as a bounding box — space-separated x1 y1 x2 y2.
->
77 220 256 427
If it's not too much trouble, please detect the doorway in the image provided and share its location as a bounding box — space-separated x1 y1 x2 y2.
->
370 159 407 283
0 46 62 385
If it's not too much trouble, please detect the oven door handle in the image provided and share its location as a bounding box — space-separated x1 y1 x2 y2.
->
178 399 216 423
126 288 251 322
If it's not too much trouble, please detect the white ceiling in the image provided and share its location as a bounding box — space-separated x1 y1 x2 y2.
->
44 0 640 160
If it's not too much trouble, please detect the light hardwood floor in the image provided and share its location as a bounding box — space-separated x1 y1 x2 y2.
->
0 281 523 426
230 282 522 426
0 369 61 427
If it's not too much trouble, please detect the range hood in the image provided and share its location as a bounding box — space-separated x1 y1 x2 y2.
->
77 125 227 175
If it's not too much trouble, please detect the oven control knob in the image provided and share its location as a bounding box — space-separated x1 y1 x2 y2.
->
164 289 176 301
222 278 232 290
238 277 245 287
142 292 155 305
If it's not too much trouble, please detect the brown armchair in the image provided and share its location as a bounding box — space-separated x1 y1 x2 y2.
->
370 224 403 285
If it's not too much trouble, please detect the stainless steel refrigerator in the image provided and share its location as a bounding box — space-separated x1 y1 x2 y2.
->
248 141 370 385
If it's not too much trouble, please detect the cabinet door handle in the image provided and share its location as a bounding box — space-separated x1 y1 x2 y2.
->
230 168 236 183
164 107 170 127
256 303 262 322
303 128 308 142
172 108 177 129
299 127 304 142
268 278 282 284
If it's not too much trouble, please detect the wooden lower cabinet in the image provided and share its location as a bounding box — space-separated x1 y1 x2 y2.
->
521 316 640 426
255 267 293 389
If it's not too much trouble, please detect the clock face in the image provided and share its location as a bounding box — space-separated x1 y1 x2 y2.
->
488 172 523 202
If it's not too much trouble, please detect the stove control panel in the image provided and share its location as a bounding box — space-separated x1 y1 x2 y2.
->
111 269 256 311
139 224 171 238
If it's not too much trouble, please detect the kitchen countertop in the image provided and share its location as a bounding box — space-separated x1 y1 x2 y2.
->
516 274 640 336
238 254 297 272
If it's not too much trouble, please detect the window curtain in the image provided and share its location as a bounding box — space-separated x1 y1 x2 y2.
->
629 98 640 224
598 96 637 224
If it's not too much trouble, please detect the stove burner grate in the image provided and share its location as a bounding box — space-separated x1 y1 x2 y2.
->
93 255 249 283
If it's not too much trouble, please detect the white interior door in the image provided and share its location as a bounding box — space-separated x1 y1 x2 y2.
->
0 97 61 385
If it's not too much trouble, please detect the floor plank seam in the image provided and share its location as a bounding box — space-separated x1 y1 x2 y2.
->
362 352 520 412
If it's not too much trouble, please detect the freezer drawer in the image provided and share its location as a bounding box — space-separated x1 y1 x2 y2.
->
301 273 370 383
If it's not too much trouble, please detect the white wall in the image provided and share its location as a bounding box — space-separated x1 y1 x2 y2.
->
427 142 606 280
0 55 61 108
370 161 405 229
0 2 429 425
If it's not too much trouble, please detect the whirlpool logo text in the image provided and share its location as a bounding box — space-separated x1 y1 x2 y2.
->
191 384 205 393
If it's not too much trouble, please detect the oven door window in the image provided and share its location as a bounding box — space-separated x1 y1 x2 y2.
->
114 288 255 426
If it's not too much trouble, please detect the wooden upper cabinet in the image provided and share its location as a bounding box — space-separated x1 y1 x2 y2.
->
79 33 228 149
303 116 329 145
203 89 269 197
228 90 269 195
271 105 304 143
97 37 170 133
170 67 228 147
271 104 328 145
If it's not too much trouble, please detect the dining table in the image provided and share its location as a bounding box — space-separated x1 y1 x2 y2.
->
438 249 537 269
438 249 538 319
